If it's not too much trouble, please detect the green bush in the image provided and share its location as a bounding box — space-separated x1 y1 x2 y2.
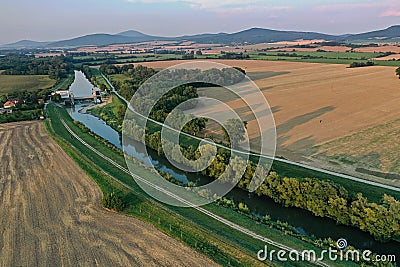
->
101 192 125 211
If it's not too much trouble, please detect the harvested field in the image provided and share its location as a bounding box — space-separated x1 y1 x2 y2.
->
135 60 400 144
272 39 326 45
317 117 400 174
373 54 400 61
354 45 400 53
0 121 216 267
134 60 400 175
269 46 351 52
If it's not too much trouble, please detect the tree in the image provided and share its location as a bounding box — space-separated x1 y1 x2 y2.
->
101 192 125 211
233 67 246 75
222 118 246 147
396 67 400 79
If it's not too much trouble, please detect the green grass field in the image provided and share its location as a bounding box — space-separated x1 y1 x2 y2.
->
109 73 130 84
0 74 56 94
45 103 362 267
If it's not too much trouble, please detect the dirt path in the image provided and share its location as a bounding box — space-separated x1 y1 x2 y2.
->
0 121 217 267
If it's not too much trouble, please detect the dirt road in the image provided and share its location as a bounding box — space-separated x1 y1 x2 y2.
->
0 121 217 267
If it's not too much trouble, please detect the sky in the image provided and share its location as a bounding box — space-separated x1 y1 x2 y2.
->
0 0 399 44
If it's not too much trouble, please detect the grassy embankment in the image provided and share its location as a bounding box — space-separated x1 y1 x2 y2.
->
51 73 75 91
46 103 360 267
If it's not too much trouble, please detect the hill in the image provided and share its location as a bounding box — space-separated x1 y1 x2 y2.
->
1 26 399 49
0 40 49 49
49 33 160 47
341 25 400 42
185 28 336 44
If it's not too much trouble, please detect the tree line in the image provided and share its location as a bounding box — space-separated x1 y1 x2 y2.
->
100 63 156 100
0 54 73 80
349 61 375 68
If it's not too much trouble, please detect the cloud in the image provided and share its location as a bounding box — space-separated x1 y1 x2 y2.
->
127 0 272 9
314 2 390 12
380 10 400 17
213 5 291 15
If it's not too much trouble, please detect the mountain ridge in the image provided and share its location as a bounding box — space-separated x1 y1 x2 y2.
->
1 26 399 49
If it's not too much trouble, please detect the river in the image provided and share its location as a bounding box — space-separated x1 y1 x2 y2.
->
69 70 95 98
66 71 399 258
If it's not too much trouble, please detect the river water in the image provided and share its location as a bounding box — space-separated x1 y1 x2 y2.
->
69 70 95 98
67 71 399 258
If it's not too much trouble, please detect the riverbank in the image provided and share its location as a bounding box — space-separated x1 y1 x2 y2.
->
46 103 364 266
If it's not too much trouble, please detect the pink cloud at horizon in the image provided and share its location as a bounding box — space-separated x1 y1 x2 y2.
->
380 10 400 17
314 1 398 12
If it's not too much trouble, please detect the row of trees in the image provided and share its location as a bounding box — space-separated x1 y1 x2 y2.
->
349 61 375 68
256 173 400 241
0 109 43 123
219 52 250 60
0 54 73 79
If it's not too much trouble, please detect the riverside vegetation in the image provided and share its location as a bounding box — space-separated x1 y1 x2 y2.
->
93 64 400 242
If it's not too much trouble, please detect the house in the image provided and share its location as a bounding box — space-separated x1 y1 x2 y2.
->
52 90 70 99
3 100 18 109
38 98 45 104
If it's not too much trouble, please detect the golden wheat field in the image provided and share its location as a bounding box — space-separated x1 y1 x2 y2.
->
0 121 216 267
135 60 400 175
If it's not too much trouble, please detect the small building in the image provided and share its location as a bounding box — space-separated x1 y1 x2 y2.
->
38 99 45 105
52 90 70 100
92 87 102 104
3 100 18 109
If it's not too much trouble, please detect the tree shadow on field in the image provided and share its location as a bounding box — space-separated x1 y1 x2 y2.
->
247 71 290 81
273 106 336 160
276 106 335 137
234 104 281 122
